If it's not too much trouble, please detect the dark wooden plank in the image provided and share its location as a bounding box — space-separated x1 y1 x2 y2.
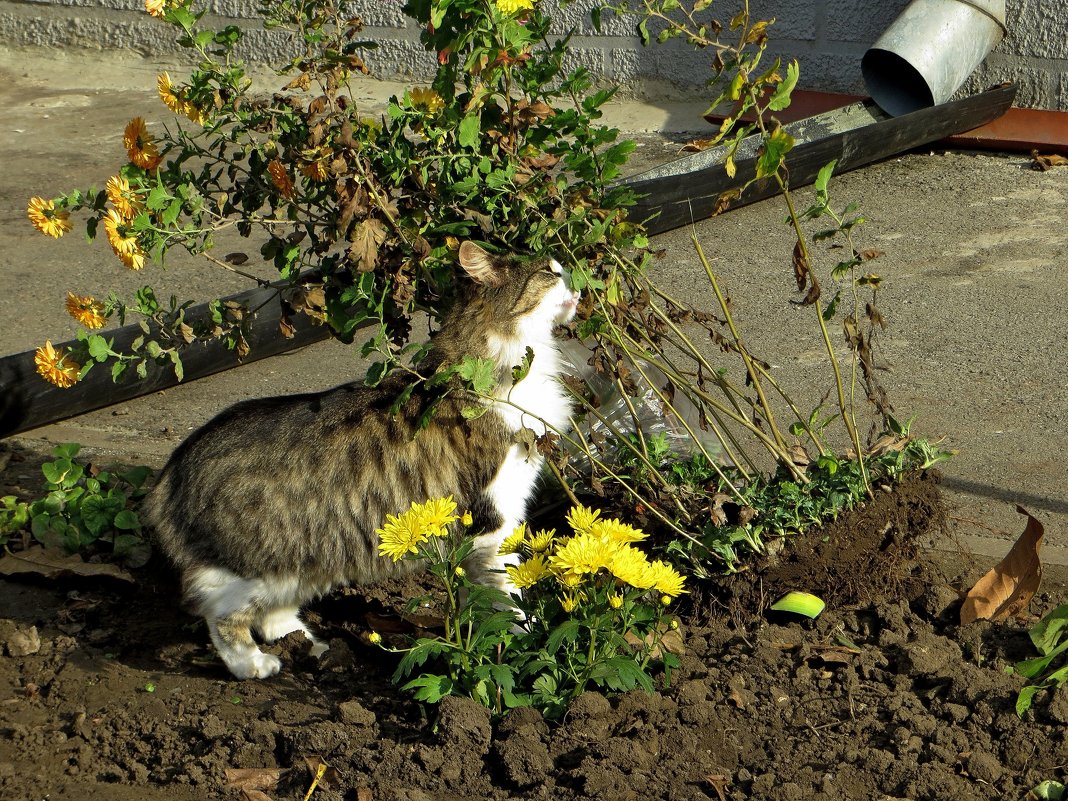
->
0 285 338 439
622 84 1018 235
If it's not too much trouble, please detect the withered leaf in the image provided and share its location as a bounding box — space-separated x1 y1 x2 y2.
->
1031 149 1068 171
278 315 297 339
713 189 741 216
302 756 341 790
623 624 685 660
960 505 1043 625
179 323 195 344
284 72 311 91
225 767 284 792
792 241 809 291
681 137 718 153
347 218 388 273
225 252 249 265
236 335 251 361
0 546 134 583
514 426 538 459
859 249 884 261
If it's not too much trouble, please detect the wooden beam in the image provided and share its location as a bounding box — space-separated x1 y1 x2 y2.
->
622 84 1017 236
0 285 335 439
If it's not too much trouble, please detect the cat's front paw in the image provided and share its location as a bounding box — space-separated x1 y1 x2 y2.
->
228 650 282 680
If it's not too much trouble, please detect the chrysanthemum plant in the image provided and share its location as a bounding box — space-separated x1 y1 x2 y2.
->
375 498 684 719
28 0 641 387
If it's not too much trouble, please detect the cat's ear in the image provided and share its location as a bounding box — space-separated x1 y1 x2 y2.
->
458 241 501 286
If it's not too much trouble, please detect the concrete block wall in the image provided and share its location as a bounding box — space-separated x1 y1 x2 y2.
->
0 0 1064 110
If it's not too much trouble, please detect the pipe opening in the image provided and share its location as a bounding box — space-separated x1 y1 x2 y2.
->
862 49 935 117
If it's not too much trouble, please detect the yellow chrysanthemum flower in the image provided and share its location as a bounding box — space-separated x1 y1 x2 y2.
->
65 292 107 330
565 504 602 535
123 117 162 171
27 196 72 239
607 543 653 589
368 631 382 645
647 559 687 598
420 496 459 536
376 507 430 562
409 86 445 114
105 175 142 219
608 593 623 609
506 554 551 590
103 209 139 256
590 517 647 544
267 159 295 198
119 247 147 271
145 0 168 18
498 523 528 556
495 0 534 15
35 341 80 389
525 528 555 553
559 591 580 613
549 532 614 577
157 72 183 114
557 570 583 589
182 100 208 126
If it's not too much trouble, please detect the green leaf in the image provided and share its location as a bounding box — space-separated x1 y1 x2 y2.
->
767 59 800 111
52 443 81 459
814 160 836 201
457 356 496 395
87 335 111 363
1016 683 1041 717
755 126 794 179
1030 604 1068 656
770 591 825 618
403 674 454 704
511 347 534 385
113 510 140 530
546 619 580 654
458 113 480 150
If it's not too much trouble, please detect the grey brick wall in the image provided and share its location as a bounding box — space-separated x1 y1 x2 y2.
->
1 0 1064 110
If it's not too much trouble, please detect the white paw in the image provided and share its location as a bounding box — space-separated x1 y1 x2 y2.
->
228 650 282 680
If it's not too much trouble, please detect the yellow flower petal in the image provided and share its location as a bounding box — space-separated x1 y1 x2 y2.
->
124 117 162 170
27 196 72 239
35 341 80 389
65 292 107 330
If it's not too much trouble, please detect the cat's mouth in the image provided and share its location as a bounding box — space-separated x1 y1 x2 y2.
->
556 291 580 322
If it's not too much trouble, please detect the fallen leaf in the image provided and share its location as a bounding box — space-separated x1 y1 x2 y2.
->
224 767 284 792
960 505 1043 625
1031 150 1068 171
0 546 135 583
705 773 731 801
356 789 373 801
623 624 685 660
302 756 341 790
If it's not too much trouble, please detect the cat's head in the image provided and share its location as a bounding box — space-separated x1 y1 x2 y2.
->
441 241 579 368
458 240 579 328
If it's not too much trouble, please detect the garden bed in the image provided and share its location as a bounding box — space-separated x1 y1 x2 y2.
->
0 467 1064 801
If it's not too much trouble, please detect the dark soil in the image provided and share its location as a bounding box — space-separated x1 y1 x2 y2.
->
1 468 1065 801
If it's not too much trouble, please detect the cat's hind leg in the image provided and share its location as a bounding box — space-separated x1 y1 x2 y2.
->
186 566 282 679
256 606 328 659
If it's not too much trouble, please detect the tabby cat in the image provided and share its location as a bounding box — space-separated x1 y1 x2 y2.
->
143 241 579 679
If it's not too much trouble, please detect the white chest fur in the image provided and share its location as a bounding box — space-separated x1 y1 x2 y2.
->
488 331 573 437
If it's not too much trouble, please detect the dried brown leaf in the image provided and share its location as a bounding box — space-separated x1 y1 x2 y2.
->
792 241 809 291
0 546 135 583
224 767 284 792
960 505 1043 624
705 774 730 801
302 756 341 789
356 789 373 801
347 218 388 273
1031 149 1068 171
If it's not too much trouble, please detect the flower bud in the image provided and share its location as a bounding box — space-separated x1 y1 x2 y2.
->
368 631 382 645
